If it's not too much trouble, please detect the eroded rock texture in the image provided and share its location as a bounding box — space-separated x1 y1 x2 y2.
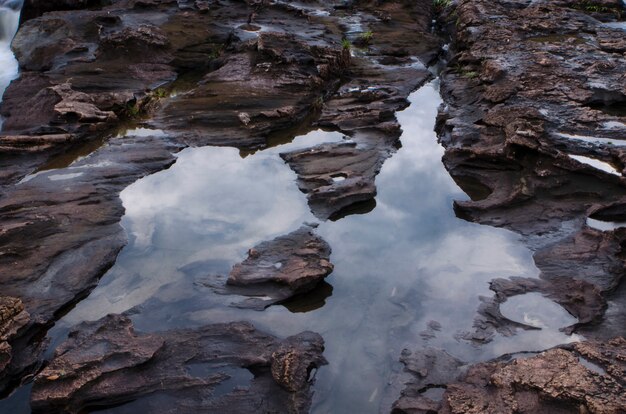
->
394 338 626 414
436 0 626 342
0 0 441 400
227 225 334 309
393 0 626 411
31 315 326 413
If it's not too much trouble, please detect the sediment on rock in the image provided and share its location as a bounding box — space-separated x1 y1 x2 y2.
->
30 314 326 414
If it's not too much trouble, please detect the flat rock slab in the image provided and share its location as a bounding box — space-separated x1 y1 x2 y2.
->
226 225 334 309
31 314 327 413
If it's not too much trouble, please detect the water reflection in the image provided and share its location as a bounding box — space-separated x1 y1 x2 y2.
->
45 83 578 414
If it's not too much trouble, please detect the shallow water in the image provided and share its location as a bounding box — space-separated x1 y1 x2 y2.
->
569 154 621 175
31 82 580 413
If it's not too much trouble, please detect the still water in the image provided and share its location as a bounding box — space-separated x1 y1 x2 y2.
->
33 82 579 413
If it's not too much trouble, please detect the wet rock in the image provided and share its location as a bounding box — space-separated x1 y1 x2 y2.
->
226 225 334 308
281 142 381 219
394 338 626 413
441 339 626 414
392 348 465 414
153 31 349 149
271 331 327 392
0 297 29 372
0 136 179 390
31 314 326 413
438 0 626 340
278 0 440 219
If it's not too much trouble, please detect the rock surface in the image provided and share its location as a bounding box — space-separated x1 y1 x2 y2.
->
0 0 441 400
393 0 626 412
435 0 626 341
0 297 29 373
394 338 626 414
226 225 334 309
31 314 326 413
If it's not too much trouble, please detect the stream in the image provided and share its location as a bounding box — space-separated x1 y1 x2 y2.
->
0 3 585 413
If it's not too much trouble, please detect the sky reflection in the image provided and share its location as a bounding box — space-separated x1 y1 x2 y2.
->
49 83 580 414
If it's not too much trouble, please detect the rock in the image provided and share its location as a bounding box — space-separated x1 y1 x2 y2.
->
441 339 626 414
437 0 626 341
392 348 466 414
31 314 326 413
394 338 626 413
0 135 179 390
0 297 29 372
226 225 334 308
271 331 327 392
281 142 381 219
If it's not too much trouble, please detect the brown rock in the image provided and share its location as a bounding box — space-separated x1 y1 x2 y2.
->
31 314 326 413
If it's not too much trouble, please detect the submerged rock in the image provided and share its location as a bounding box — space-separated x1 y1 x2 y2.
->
31 314 326 413
226 225 334 309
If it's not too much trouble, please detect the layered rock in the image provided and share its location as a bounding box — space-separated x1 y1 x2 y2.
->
435 0 626 341
31 314 326 413
226 225 334 309
281 0 441 219
0 135 179 390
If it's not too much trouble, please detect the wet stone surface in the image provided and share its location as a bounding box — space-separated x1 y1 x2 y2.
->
0 0 625 412
30 314 326 414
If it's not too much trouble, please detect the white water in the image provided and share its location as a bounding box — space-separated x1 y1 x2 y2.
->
0 2 20 129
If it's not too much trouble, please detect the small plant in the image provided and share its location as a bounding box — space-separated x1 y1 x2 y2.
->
573 1 622 18
153 88 168 99
121 102 141 118
359 30 374 44
341 38 351 50
453 63 479 79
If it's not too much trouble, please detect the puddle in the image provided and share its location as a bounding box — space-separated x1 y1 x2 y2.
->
569 154 621 175
421 387 446 402
604 21 626 31
603 121 626 130
578 357 606 376
557 132 626 146
500 292 578 330
117 127 167 138
586 217 626 231
48 172 84 181
35 82 579 414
